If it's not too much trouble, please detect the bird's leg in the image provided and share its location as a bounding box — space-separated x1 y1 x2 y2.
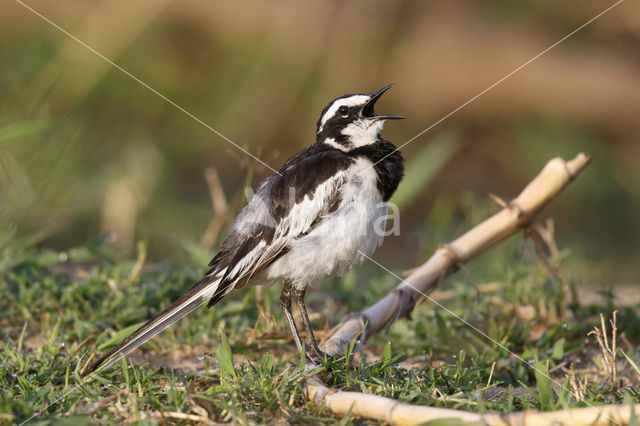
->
279 280 304 354
294 287 325 360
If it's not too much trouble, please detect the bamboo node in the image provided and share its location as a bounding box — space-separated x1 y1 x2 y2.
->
508 200 532 226
436 243 459 263
564 161 576 181
391 286 421 322
386 400 402 424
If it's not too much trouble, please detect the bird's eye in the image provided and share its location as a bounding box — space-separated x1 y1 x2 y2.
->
338 106 349 117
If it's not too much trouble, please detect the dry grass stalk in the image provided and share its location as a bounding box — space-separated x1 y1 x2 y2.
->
527 219 570 319
568 363 587 402
201 168 231 251
320 153 591 355
254 286 276 331
306 153 594 424
126 245 147 283
69 332 95 357
533 218 560 259
588 310 618 383
482 361 497 401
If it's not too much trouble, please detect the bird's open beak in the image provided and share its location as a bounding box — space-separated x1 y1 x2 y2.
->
362 84 405 121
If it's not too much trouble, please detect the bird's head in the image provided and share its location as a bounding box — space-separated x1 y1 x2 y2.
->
316 84 404 151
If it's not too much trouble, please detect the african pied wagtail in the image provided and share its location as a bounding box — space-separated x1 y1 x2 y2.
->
88 84 404 374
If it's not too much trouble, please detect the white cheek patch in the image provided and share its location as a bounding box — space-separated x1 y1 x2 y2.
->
318 95 369 133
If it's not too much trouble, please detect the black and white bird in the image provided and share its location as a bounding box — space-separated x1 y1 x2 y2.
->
88 84 404 374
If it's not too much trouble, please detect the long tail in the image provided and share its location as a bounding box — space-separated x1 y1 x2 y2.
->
85 275 221 376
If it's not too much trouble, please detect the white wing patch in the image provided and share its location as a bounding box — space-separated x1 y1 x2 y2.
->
264 158 387 289
218 172 348 291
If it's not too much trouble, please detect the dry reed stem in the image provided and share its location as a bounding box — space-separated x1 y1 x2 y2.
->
568 363 587 402
201 168 231 251
321 153 591 355
588 310 618 383
526 224 570 319
307 375 640 425
308 153 593 424
126 245 147 283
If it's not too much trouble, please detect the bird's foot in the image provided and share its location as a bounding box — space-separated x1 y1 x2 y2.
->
305 352 324 366
305 346 344 366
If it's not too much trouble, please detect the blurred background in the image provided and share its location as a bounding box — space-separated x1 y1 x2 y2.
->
1 0 639 284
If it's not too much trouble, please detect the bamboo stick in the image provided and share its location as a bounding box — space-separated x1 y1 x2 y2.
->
308 153 597 424
307 375 639 425
322 153 591 354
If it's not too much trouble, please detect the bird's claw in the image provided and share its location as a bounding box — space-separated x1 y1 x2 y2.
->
305 352 324 365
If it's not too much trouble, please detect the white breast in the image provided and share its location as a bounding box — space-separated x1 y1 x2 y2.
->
263 157 386 290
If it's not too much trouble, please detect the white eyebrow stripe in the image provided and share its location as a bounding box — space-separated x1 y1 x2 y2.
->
318 95 369 133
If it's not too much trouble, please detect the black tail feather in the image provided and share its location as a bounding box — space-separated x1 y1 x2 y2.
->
85 276 220 376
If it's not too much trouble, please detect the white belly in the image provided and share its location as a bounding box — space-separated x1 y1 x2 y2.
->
262 158 387 289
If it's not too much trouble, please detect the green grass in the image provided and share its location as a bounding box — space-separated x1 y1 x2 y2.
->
1 233 639 425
